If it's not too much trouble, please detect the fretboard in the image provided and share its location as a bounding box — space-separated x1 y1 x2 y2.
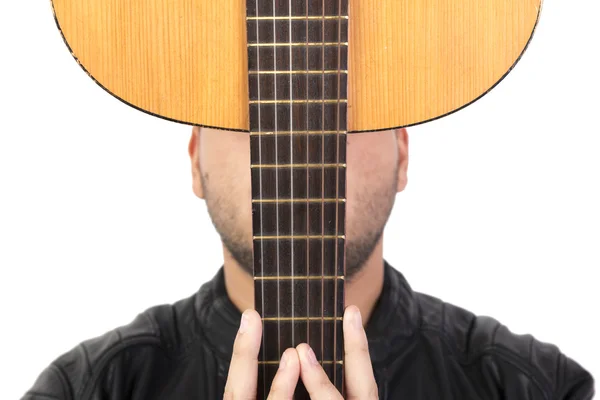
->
245 0 349 398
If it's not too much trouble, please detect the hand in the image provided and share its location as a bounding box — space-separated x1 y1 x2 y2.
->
222 305 379 399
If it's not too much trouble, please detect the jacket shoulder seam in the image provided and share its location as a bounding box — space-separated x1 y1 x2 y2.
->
52 362 74 399
554 372 595 400
77 334 163 399
142 310 160 337
24 362 74 400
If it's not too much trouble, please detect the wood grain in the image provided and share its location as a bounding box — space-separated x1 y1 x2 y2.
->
50 0 541 132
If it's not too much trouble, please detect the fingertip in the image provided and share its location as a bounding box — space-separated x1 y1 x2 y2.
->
233 309 262 359
345 304 360 315
280 347 300 372
241 308 261 324
295 343 311 364
296 342 310 352
244 308 261 320
343 305 363 333
343 305 360 320
269 348 300 397
238 309 262 336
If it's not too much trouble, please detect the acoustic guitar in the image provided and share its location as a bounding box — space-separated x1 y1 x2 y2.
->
48 0 542 397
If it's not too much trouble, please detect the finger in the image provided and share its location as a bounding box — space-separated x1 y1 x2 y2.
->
343 305 378 399
223 309 262 400
266 348 300 400
296 343 343 400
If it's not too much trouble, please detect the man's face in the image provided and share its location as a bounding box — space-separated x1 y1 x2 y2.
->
189 127 408 281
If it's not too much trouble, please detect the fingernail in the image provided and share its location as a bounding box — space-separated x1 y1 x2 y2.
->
353 308 363 330
279 353 287 370
307 347 319 366
238 312 248 334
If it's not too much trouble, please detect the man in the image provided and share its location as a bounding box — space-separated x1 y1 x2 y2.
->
23 126 594 399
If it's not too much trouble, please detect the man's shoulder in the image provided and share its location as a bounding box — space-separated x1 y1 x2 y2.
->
22 289 208 400
22 310 161 399
413 291 594 398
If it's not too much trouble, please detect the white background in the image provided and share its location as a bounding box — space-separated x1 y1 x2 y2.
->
1 0 599 398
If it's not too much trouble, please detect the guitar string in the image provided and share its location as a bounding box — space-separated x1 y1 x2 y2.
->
333 0 343 389
320 0 325 369
305 0 311 371
288 0 295 355
254 0 266 395
271 0 281 369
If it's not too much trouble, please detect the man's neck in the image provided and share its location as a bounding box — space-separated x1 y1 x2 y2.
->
222 239 386 327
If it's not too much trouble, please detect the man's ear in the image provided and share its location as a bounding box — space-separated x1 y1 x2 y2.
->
188 126 205 199
396 128 409 193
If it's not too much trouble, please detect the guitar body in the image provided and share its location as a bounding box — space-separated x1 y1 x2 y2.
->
51 0 540 132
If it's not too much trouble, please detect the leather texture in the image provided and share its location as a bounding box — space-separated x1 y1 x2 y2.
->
22 262 595 399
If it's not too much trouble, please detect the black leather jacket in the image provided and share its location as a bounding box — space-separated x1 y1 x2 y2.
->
22 262 594 399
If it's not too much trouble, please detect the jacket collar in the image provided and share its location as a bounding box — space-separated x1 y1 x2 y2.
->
198 261 418 363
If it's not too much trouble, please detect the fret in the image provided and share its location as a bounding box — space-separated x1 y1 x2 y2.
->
248 0 348 18
253 235 345 240
249 130 345 135
250 132 345 164
247 46 348 71
249 103 347 132
257 279 341 318
254 275 344 280
250 168 345 199
251 198 345 203
248 73 347 102
262 317 342 321
249 99 347 104
247 16 348 20
252 240 341 277
252 202 345 237
259 320 344 362
257 363 343 399
248 42 348 47
248 70 348 74
258 360 343 364
250 163 346 169
246 19 347 44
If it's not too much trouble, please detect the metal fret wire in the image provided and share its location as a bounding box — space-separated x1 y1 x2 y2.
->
259 360 343 365
254 275 344 280
250 130 342 135
252 198 345 203
247 42 348 46
248 70 348 74
247 15 347 20
248 99 347 103
253 234 344 239
250 163 346 168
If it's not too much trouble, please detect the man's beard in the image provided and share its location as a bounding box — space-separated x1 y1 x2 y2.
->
202 171 397 282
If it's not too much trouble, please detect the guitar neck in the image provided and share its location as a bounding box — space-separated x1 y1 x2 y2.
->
245 0 349 397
